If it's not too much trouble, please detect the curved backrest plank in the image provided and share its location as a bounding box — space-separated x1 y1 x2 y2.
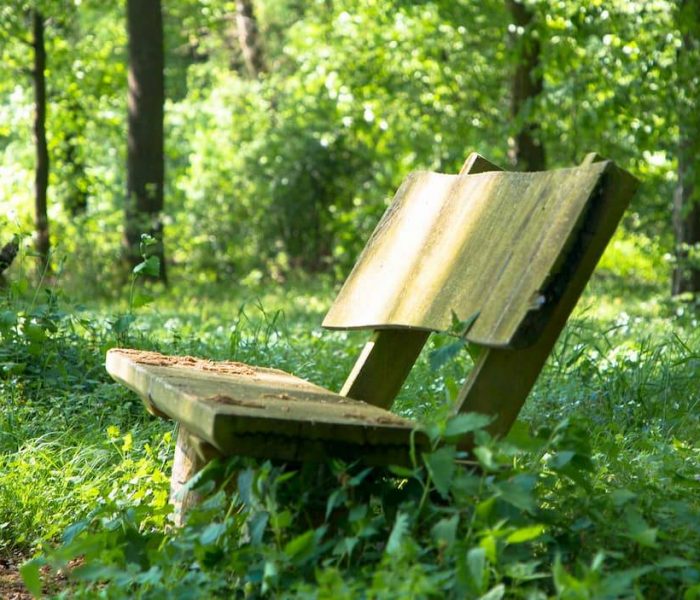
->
324 161 636 349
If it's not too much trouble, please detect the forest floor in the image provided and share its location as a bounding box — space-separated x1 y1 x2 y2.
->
0 552 31 600
1 260 699 597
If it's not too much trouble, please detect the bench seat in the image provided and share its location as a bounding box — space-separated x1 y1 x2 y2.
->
107 348 427 465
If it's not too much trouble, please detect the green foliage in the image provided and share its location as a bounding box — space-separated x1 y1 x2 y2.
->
0 258 697 597
1 0 699 596
24 411 700 598
2 0 685 286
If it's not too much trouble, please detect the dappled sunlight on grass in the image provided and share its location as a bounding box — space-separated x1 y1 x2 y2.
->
1 255 699 596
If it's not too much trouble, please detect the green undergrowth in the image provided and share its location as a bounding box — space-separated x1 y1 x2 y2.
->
1 256 699 598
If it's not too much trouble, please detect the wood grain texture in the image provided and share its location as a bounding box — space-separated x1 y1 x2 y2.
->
323 161 612 349
106 349 427 463
455 158 639 440
339 329 430 408
170 427 218 526
339 153 502 408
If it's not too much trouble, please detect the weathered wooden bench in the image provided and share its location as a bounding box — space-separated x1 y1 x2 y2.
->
106 152 638 522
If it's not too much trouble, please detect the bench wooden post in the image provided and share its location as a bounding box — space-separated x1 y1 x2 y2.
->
170 427 221 526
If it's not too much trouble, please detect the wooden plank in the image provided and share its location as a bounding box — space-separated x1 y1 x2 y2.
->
324 160 613 348
105 349 428 462
170 426 219 526
339 153 502 408
455 157 639 440
339 329 430 408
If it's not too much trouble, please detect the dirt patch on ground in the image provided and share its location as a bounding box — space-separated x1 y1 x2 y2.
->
0 553 83 599
0 567 31 600
1 552 33 600
110 348 257 376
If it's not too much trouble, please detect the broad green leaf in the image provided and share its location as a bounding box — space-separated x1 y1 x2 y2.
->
479 584 505 600
429 341 464 371
599 566 653 597
348 467 373 486
504 421 546 451
611 488 636 507
325 488 347 520
444 413 493 438
0 310 17 329
133 255 160 277
271 510 292 531
19 560 42 599
248 511 269 546
200 522 227 545
23 323 46 343
237 468 255 506
655 557 693 569
284 530 316 562
111 314 135 335
388 465 415 478
348 504 367 523
494 475 537 512
549 450 575 469
505 524 545 544
136 566 162 586
423 446 456 498
467 547 487 592
131 292 154 309
386 511 410 556
480 534 497 564
63 519 90 544
262 560 278 594
473 446 497 471
624 508 658 548
431 514 458 547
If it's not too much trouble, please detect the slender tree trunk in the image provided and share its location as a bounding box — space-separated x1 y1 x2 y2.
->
235 0 265 77
672 0 700 295
125 0 166 281
507 0 546 172
32 10 50 273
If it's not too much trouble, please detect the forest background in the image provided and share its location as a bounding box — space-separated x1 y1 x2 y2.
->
1 0 698 293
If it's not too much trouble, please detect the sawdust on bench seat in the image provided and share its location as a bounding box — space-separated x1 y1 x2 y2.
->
112 348 257 376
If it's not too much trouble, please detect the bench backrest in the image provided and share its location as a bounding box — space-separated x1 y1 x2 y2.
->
324 159 634 349
327 152 639 424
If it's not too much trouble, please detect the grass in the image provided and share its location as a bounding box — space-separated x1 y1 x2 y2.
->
1 248 699 598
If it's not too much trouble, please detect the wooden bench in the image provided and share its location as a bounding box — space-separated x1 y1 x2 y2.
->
106 152 638 522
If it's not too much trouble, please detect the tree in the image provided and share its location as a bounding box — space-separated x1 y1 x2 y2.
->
672 0 700 295
32 8 50 273
124 0 166 281
0 235 19 283
507 0 546 171
235 0 266 78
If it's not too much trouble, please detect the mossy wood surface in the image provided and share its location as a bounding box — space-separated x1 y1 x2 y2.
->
106 349 425 464
324 161 622 349
340 153 502 408
456 156 639 437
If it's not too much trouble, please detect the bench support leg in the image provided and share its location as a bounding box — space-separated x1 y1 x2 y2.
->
170 426 220 526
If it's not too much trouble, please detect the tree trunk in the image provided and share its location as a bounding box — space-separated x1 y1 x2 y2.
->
63 102 89 216
125 0 166 281
235 0 265 77
672 0 700 295
32 10 50 274
507 0 546 172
